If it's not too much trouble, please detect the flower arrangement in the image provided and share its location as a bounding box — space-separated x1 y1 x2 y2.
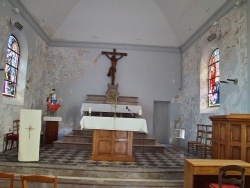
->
47 102 61 112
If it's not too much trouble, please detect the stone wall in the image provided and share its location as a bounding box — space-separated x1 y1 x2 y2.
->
178 4 247 148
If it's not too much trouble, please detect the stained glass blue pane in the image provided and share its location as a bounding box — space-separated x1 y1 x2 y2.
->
11 53 19 68
214 49 220 56
4 64 17 82
3 80 15 96
208 49 220 107
3 35 19 96
7 36 19 53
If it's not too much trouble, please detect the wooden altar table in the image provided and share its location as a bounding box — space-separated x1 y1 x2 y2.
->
80 116 147 161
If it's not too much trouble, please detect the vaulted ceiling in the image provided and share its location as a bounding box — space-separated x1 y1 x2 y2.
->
9 0 239 50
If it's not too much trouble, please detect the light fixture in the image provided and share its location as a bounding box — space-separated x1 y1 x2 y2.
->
227 78 238 84
12 7 20 14
220 81 229 84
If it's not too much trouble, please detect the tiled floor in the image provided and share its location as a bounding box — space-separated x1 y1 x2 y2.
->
0 144 195 169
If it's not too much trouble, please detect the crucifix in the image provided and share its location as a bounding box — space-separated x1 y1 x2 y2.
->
25 124 35 139
102 49 127 85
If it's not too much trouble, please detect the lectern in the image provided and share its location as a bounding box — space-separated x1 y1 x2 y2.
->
18 109 42 162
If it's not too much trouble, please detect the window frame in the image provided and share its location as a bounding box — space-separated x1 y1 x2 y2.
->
208 48 220 107
3 35 20 97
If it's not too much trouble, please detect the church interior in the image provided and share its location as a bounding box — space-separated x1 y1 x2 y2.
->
0 0 250 187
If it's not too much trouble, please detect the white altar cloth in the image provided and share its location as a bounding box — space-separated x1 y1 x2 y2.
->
81 103 142 116
80 116 147 133
43 116 62 122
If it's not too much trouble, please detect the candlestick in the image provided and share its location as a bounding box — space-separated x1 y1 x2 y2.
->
89 107 91 114
139 110 142 116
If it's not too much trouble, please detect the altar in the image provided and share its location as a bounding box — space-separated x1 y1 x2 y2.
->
80 116 147 161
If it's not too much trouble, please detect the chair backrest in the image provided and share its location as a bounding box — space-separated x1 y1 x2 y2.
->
20 175 58 188
219 165 246 188
205 125 212 146
13 120 20 134
196 124 205 142
0 172 14 188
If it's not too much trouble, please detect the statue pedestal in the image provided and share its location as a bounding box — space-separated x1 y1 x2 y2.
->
43 116 62 144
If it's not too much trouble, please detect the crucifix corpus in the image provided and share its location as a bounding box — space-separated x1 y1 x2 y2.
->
102 49 127 85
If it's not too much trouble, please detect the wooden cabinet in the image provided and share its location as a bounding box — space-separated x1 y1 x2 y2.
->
44 121 59 144
209 114 250 162
90 130 134 162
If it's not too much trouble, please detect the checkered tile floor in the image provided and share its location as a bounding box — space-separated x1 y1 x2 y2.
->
0 145 195 169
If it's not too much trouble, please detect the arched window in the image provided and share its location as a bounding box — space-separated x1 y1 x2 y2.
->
3 35 20 97
208 48 220 107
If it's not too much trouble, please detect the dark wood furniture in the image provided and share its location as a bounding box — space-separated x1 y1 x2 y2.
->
209 165 246 188
187 124 205 155
209 114 250 162
90 130 134 162
44 121 59 144
184 159 250 188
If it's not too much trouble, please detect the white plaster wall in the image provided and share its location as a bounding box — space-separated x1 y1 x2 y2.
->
0 0 182 148
46 47 182 137
179 4 247 148
0 0 47 151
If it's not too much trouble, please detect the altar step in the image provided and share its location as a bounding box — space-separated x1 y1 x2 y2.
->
53 129 165 153
0 163 184 187
85 94 139 105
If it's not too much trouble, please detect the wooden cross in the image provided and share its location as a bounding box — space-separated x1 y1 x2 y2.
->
102 49 127 85
25 124 35 139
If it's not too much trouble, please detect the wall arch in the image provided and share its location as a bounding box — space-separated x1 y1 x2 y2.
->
200 37 221 113
3 26 28 105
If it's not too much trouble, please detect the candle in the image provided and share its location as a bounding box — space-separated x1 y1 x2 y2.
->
139 110 142 116
89 107 91 114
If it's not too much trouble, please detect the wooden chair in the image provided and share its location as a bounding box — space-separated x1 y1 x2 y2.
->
209 165 246 188
204 125 212 158
196 125 212 158
187 124 205 155
5 120 20 150
0 172 14 188
20 174 58 188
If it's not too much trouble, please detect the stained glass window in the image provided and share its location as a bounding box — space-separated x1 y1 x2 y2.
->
3 35 20 97
208 48 220 107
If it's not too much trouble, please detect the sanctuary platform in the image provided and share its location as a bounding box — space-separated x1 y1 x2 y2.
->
0 144 194 187
54 129 166 153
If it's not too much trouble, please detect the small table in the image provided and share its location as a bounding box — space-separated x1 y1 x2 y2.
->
43 116 62 144
184 159 250 188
